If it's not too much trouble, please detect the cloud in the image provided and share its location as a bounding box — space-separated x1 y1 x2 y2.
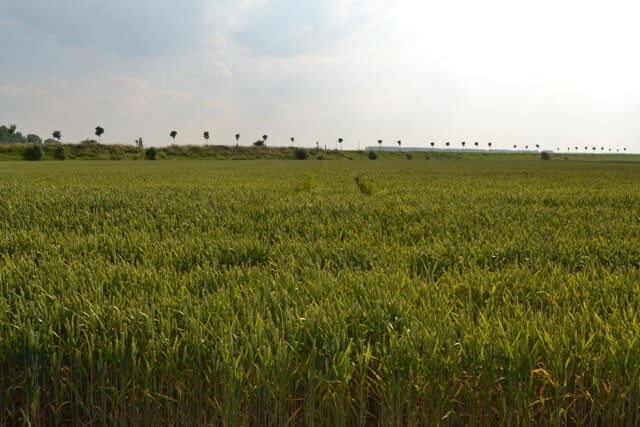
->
0 0 208 57
212 0 385 56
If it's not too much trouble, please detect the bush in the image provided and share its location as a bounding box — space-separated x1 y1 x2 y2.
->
22 144 43 161
53 146 66 160
253 140 265 147
145 147 157 160
367 151 378 160
406 153 413 160
541 151 551 161
294 148 309 160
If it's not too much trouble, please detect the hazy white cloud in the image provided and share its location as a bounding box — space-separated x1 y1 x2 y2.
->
0 0 208 57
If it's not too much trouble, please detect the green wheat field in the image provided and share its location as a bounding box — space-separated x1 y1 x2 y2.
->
2 158 640 425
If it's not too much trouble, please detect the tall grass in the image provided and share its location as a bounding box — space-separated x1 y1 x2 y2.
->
1 160 640 424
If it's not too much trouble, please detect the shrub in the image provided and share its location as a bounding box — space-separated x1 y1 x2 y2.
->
253 140 265 147
145 147 157 160
367 151 378 160
22 144 43 161
316 155 325 160
294 148 309 160
53 146 66 160
541 151 551 161
406 153 413 160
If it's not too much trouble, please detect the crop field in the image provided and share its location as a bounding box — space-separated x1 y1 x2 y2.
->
1 159 640 425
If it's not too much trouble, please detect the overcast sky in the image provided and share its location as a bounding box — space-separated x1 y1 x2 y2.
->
1 0 638 151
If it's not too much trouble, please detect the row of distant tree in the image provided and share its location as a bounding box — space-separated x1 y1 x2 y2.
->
0 124 62 145
0 124 630 153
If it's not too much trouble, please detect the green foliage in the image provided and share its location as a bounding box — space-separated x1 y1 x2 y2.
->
0 124 26 143
541 151 551 160
253 139 265 147
405 153 413 160
22 144 43 161
294 147 309 160
1 160 640 424
145 147 157 160
367 150 378 160
53 145 66 160
26 134 42 144
95 126 105 141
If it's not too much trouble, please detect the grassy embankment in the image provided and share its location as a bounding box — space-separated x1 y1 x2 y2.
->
1 141 638 162
1 159 640 424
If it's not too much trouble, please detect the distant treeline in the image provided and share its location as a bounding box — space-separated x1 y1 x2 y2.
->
0 124 52 144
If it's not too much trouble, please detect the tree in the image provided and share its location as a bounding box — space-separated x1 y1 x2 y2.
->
235 133 240 147
397 140 402 150
291 137 295 145
445 141 450 148
204 131 210 145
23 145 43 161
474 141 479 148
430 141 435 149
26 134 42 144
488 142 492 149
95 126 104 143
9 124 16 135
536 144 540 150
461 141 466 148
514 145 517 149
52 130 62 142
294 147 308 160
53 145 66 160
263 134 268 146
170 130 177 144
145 147 157 160
378 139 382 148
338 138 343 150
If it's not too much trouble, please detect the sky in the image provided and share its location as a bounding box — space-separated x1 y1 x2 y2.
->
0 0 639 152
